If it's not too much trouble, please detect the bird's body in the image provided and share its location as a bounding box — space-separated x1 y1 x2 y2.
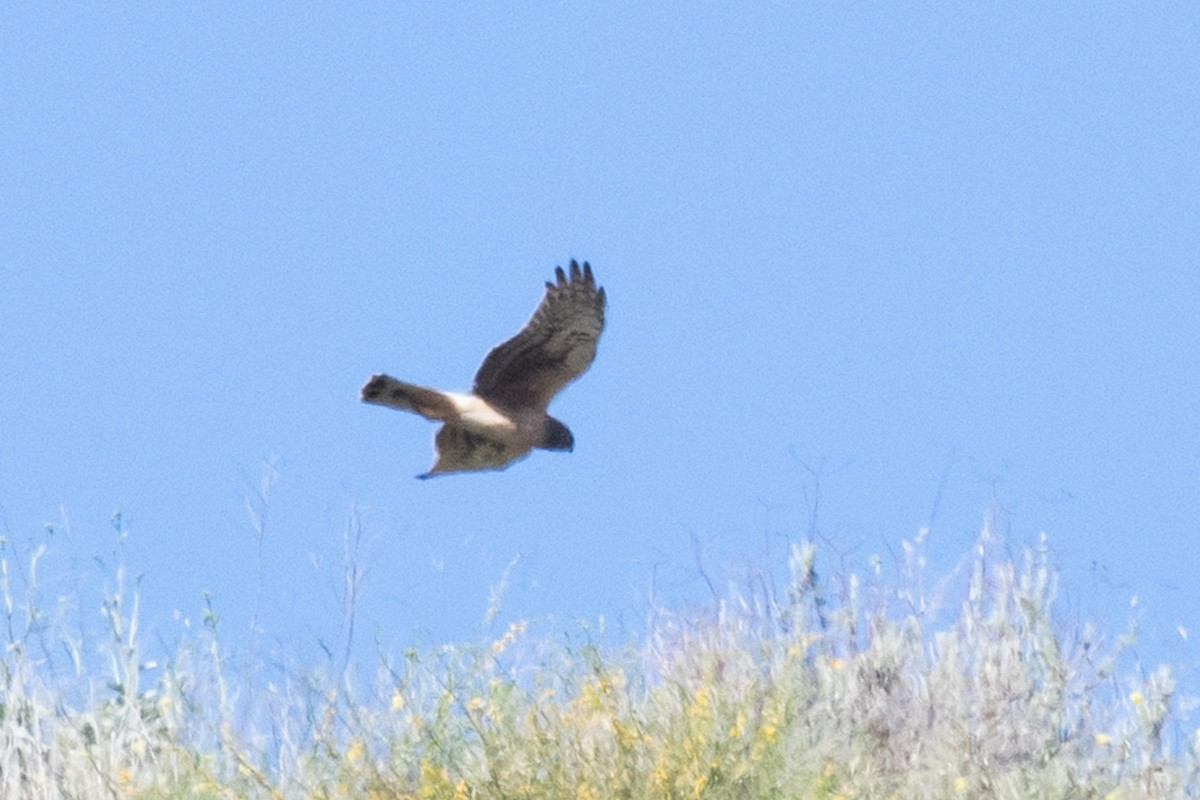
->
361 260 605 477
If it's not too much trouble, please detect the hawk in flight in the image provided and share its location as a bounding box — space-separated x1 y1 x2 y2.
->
361 260 606 478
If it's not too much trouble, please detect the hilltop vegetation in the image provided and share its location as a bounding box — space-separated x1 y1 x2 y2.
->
1 522 1194 799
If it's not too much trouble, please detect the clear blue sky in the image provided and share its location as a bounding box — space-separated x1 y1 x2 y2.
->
2 5 1198 676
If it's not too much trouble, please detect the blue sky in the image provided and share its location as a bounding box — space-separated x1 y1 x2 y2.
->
2 4 1198 677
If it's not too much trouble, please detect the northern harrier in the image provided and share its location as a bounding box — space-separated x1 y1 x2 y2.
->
361 260 606 478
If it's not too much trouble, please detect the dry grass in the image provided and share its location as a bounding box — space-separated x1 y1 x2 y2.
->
1 518 1196 799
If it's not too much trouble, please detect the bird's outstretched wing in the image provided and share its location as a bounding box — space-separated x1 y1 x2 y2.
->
472 260 606 412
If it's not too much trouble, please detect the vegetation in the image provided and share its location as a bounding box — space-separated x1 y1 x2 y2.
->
1 518 1195 799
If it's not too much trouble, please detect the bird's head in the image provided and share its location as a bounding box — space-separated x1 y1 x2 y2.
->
542 417 575 452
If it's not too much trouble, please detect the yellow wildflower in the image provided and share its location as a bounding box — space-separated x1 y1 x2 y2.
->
577 680 603 712
614 719 645 747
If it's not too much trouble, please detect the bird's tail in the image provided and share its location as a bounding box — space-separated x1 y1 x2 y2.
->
360 374 457 421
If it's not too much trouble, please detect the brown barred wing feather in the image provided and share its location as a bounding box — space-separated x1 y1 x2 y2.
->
472 260 606 412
